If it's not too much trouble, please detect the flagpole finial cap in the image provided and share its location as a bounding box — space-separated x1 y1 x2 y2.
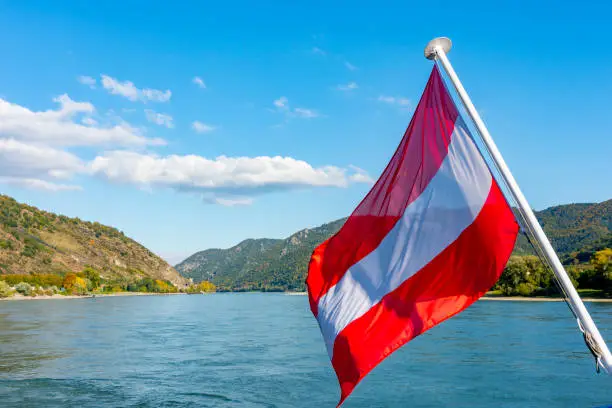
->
424 37 452 60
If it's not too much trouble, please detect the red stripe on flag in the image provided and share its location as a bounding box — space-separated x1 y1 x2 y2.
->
330 181 518 406
306 67 459 317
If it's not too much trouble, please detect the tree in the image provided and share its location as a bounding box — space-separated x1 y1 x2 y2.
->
0 281 13 298
495 255 552 296
185 281 216 293
590 248 612 294
81 267 101 289
592 248 612 275
62 273 88 295
198 281 216 293
14 282 33 296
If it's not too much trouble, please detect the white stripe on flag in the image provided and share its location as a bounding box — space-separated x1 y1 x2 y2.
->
316 118 493 358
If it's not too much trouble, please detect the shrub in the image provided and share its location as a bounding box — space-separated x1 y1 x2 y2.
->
0 239 14 250
80 267 101 289
0 273 63 288
516 282 536 296
102 285 124 293
495 255 552 296
126 278 177 293
186 281 216 293
32 286 47 297
20 237 43 258
0 281 13 298
15 282 33 296
62 273 88 295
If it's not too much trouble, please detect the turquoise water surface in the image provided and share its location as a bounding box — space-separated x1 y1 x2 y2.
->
1 293 611 407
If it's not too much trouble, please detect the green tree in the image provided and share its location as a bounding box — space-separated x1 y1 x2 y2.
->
495 255 553 296
0 239 14 250
14 282 33 296
0 281 13 298
591 248 612 294
81 267 101 289
592 248 612 275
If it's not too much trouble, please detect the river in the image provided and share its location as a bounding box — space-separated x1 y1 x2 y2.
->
1 293 611 407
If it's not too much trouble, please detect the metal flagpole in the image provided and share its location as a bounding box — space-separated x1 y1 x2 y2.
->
424 37 612 373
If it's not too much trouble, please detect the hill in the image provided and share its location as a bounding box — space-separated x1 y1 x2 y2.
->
0 195 187 287
177 219 346 291
176 200 612 291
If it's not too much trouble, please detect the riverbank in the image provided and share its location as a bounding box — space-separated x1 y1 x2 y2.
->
480 296 612 302
0 292 187 301
3 291 612 302
283 291 612 302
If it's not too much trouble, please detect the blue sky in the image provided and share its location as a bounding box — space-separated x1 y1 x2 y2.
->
0 1 610 264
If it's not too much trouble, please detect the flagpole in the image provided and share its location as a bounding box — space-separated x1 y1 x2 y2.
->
425 37 612 373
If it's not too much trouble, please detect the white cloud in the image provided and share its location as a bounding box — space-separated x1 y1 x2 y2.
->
89 151 371 205
52 94 94 116
0 139 83 178
0 94 166 193
145 109 174 128
100 75 171 103
378 96 395 104
350 172 374 183
274 96 288 109
348 165 374 184
81 117 98 126
312 47 326 56
203 194 253 207
193 77 206 89
272 97 320 120
0 94 163 146
0 138 84 191
378 95 410 106
192 121 216 133
293 108 319 118
337 82 358 91
0 177 82 192
77 75 96 89
345 61 357 71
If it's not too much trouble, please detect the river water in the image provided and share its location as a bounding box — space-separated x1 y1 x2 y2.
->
0 293 611 407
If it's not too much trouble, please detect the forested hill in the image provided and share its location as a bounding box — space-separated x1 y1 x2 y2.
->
176 219 346 291
0 195 187 287
512 200 611 254
176 199 612 291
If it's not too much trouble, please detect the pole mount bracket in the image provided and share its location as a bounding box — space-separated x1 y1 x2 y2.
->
425 37 452 60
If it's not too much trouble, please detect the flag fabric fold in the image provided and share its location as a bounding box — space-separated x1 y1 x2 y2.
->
306 65 519 406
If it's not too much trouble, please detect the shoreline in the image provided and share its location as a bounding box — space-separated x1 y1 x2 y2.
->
479 296 612 303
284 292 612 303
2 291 612 303
0 292 187 301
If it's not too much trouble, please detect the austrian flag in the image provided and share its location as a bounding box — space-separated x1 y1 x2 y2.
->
306 66 519 406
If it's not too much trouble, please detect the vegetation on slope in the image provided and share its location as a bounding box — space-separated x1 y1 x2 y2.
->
176 219 345 291
512 200 611 255
177 200 612 295
0 266 188 298
0 194 187 292
493 243 612 297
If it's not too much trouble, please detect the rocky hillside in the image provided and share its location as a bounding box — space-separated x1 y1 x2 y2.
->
0 195 187 287
177 219 345 291
177 200 612 291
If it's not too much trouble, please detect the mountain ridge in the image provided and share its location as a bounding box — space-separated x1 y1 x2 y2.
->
176 199 612 291
0 194 187 287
